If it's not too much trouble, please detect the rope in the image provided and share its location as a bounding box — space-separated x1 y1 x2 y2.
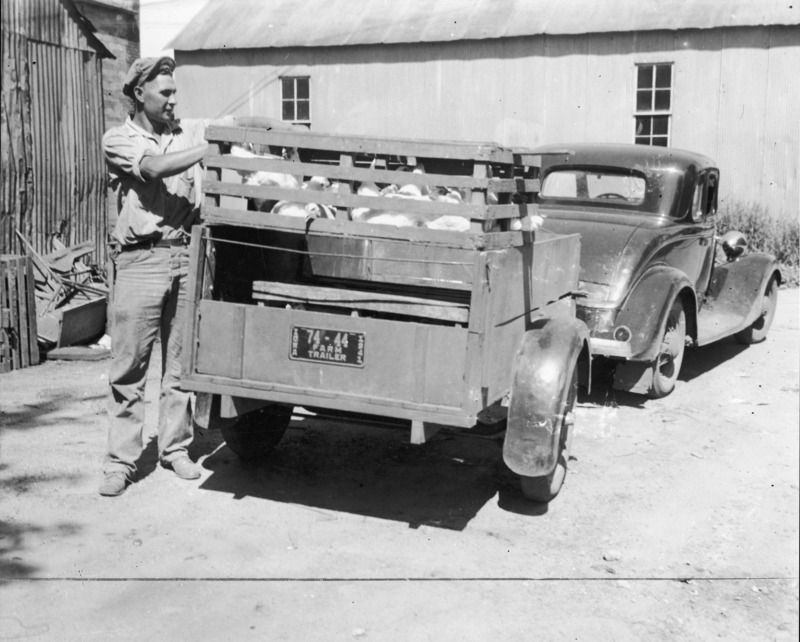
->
201 231 476 266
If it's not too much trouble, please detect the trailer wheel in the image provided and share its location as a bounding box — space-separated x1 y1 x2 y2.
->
221 404 293 460
519 367 577 502
648 298 686 399
735 275 778 345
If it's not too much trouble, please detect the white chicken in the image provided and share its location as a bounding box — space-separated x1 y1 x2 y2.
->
229 145 301 211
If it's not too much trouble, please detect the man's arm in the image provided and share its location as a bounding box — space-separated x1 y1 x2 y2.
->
139 144 207 181
137 116 300 180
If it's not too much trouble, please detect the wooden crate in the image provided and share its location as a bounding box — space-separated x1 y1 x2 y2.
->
1 255 40 372
201 125 543 243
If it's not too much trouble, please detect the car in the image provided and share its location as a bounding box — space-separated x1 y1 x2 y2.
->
531 143 781 398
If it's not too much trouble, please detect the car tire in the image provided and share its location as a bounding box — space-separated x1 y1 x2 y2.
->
648 298 686 399
221 404 293 460
735 276 778 345
519 367 577 502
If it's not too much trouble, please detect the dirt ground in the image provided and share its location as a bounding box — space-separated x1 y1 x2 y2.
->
1 289 798 641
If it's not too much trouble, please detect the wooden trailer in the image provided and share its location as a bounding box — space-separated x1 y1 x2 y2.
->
182 126 590 502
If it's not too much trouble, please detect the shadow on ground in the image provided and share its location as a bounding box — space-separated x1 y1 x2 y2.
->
195 417 544 530
0 392 106 431
583 337 749 408
0 464 84 579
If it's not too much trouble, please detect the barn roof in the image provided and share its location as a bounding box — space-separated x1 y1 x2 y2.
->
170 0 800 51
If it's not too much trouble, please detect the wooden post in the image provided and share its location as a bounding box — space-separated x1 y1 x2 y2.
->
337 153 354 220
471 162 488 233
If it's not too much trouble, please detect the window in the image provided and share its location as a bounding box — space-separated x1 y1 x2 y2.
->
634 63 672 147
281 76 310 126
541 169 646 204
690 172 719 222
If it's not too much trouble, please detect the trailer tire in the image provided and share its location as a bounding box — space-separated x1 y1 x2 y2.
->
519 366 577 503
221 404 293 460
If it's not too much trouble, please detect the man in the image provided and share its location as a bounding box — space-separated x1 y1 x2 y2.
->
100 56 288 496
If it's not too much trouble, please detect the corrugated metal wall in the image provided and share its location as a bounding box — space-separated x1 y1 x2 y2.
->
176 24 799 216
1 0 108 264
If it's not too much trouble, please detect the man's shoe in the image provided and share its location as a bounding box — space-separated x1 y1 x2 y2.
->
167 456 201 480
99 472 128 497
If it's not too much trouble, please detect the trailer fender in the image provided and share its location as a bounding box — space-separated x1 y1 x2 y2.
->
503 317 590 477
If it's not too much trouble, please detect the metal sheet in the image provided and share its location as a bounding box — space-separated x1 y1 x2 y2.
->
1 0 109 263
170 0 800 51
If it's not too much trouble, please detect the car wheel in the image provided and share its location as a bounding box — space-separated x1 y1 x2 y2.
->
221 404 293 460
519 367 577 502
735 276 778 345
648 299 686 399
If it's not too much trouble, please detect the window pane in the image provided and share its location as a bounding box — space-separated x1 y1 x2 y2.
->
637 65 653 89
652 137 668 147
297 78 309 99
636 116 652 135
636 90 652 111
635 137 650 145
541 171 578 198
282 101 294 121
542 169 645 203
652 116 669 135
654 89 671 111
296 100 310 121
282 78 294 99
655 65 671 88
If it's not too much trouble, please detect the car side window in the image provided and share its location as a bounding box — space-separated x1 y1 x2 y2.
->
705 173 718 216
691 178 705 222
541 169 646 204
691 172 719 222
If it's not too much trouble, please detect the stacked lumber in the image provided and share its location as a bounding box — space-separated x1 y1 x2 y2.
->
14 232 108 350
1 255 39 372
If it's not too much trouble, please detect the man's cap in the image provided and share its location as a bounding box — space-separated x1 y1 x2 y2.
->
122 56 176 98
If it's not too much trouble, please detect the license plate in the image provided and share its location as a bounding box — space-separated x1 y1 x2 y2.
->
290 326 365 368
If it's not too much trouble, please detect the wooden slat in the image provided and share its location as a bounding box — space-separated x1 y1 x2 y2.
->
15 257 29 367
204 178 530 221
252 281 469 323
0 257 10 372
7 258 20 370
24 257 39 365
202 205 527 250
205 153 539 193
203 177 485 218
205 125 516 164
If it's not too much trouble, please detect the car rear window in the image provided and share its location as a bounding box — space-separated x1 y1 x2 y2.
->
541 169 647 205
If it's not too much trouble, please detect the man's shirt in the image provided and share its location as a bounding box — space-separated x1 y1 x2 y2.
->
103 116 232 245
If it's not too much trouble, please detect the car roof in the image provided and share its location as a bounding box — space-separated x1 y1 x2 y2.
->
528 143 718 174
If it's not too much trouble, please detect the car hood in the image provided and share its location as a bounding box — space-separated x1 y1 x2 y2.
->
540 208 663 305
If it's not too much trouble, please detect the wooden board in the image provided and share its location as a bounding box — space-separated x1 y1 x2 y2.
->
252 281 470 323
205 125 516 163
1 255 40 371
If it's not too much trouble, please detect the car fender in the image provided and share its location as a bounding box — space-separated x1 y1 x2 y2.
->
704 253 782 340
615 266 696 361
503 317 590 477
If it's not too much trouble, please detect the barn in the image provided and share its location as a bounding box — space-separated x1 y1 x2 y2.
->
1 0 115 261
169 0 799 217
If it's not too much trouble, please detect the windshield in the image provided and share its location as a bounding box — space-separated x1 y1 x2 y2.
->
541 169 647 205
